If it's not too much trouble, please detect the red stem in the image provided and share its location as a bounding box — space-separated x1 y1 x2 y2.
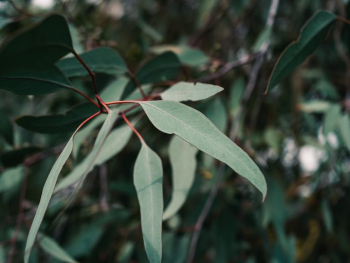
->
128 71 147 99
70 87 99 108
121 113 145 144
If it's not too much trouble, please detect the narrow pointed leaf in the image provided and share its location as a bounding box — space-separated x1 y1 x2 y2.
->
25 109 118 263
15 103 98 133
0 14 73 71
323 104 341 135
122 51 181 99
339 114 350 152
38 233 78 263
267 11 336 92
54 122 133 193
139 101 266 199
134 144 163 263
25 134 76 263
0 65 72 95
160 82 223 102
56 47 128 77
163 136 197 220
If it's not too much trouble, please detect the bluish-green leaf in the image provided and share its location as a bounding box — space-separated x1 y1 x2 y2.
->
134 144 163 263
151 45 208 67
0 166 24 193
267 11 336 92
205 98 227 132
323 104 341 135
38 233 78 263
163 136 198 220
54 122 133 193
15 103 98 134
160 82 223 102
339 114 350 152
56 47 128 77
25 109 119 263
139 101 267 199
122 51 181 99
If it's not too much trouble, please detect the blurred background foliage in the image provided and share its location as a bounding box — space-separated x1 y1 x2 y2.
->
1 0 350 262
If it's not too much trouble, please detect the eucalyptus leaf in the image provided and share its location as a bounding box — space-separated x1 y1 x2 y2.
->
163 136 198 220
134 144 163 263
139 101 267 199
54 122 133 193
267 11 336 92
56 47 128 77
0 166 24 193
15 103 98 134
25 109 118 263
160 82 223 102
323 104 341 135
0 14 73 71
339 114 350 152
122 51 181 99
38 233 78 263
205 98 227 132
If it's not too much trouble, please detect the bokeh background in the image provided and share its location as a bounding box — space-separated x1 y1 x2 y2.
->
1 0 350 262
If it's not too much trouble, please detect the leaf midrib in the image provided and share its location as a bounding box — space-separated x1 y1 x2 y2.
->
141 102 260 184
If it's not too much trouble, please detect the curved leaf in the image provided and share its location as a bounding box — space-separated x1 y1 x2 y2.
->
15 103 98 134
0 166 24 193
267 11 336 92
163 136 198 220
0 14 73 71
54 122 133 193
139 101 267 199
134 144 163 263
323 104 341 135
56 47 128 77
151 45 208 67
339 114 350 152
122 51 181 99
38 233 78 263
25 109 119 263
0 65 72 95
160 82 223 102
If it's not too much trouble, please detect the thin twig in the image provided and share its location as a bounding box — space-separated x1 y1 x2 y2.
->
128 71 147 99
8 0 40 18
186 0 280 261
7 166 29 263
195 53 260 82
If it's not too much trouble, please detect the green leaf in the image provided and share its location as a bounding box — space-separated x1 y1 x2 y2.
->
339 114 350 152
163 136 198 220
150 45 208 67
204 98 227 132
38 233 78 263
0 14 73 71
54 122 133 193
138 18 163 42
139 101 267 199
323 104 341 135
25 109 119 263
299 100 331 113
229 77 245 116
122 51 181 99
56 47 128 78
253 26 272 52
15 103 98 134
267 11 336 92
25 135 76 263
0 65 72 95
134 144 163 263
0 110 13 145
0 166 24 193
160 82 223 102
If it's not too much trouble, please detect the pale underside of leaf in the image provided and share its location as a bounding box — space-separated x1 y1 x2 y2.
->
163 136 198 220
139 101 267 199
134 144 163 263
160 82 223 102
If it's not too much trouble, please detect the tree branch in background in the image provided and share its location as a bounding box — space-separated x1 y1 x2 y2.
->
187 0 280 261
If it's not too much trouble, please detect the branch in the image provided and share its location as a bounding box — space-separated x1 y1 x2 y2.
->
186 0 280 261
